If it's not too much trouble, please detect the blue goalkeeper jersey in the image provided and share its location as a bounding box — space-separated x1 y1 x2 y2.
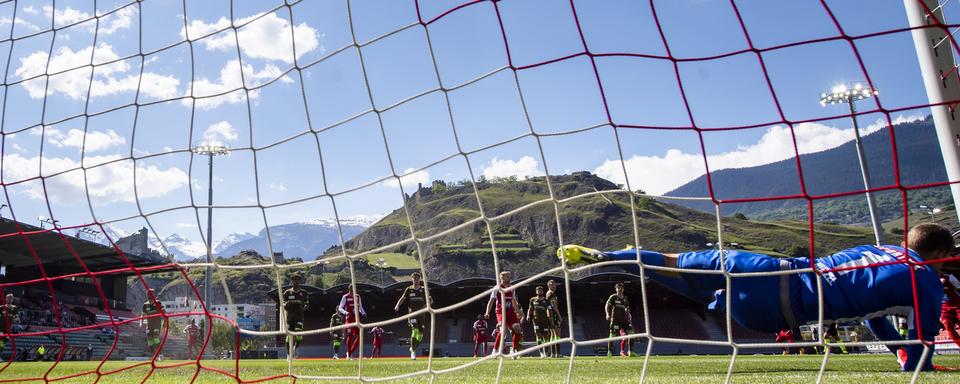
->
605 244 943 371
793 245 941 371
793 245 940 325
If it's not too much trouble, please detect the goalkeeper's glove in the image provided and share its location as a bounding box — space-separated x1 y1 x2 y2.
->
934 364 959 372
556 245 605 265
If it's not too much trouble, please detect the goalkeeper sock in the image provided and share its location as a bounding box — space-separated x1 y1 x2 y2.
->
512 333 521 353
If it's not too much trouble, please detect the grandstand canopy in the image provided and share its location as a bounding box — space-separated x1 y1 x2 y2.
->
0 218 169 281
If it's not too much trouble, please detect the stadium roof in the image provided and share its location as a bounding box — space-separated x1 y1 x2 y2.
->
0 218 171 282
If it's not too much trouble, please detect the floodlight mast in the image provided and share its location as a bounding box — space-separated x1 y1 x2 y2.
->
819 84 884 244
191 144 230 315
905 0 960 225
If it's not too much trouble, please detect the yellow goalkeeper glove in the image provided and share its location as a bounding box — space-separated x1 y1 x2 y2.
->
556 244 604 265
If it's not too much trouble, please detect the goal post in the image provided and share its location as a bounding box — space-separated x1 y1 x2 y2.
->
905 0 960 224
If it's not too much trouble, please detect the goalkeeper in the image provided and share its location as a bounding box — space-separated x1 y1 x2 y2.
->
558 223 955 372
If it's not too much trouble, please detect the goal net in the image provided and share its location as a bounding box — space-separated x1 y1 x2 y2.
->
1 0 959 383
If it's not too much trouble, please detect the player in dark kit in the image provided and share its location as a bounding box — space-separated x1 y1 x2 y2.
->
545 279 563 357
338 285 367 360
559 223 958 371
183 318 201 359
330 312 344 359
394 272 431 360
472 315 488 357
485 271 523 358
941 272 960 348
604 283 634 357
141 289 165 361
526 286 553 358
282 274 309 358
0 293 19 359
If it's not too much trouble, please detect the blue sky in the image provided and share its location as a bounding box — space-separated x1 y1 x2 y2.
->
0 0 954 250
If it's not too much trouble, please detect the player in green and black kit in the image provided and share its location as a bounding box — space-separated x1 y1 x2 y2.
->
395 272 431 360
282 274 309 358
141 289 165 360
545 279 563 357
604 283 634 357
526 286 553 358
1 293 19 359
330 312 344 359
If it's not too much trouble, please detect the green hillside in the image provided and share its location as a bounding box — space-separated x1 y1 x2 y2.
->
341 172 878 284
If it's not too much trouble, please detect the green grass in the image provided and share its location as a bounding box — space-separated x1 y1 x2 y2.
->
3 355 958 383
326 253 421 270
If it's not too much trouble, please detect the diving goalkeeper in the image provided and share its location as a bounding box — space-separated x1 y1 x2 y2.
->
557 223 955 372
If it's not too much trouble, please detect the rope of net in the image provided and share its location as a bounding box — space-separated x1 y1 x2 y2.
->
1 0 960 383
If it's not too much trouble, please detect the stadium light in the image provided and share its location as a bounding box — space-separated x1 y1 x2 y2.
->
376 257 388 290
319 260 330 293
191 144 231 312
819 83 884 244
76 227 100 240
919 205 941 223
39 217 59 229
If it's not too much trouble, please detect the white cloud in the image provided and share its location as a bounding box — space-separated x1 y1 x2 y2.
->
182 12 321 64
0 16 40 31
44 127 126 152
269 182 287 192
14 43 180 101
186 59 291 109
481 156 543 179
594 114 927 195
201 121 238 145
23 6 39 15
41 5 135 34
99 6 135 35
382 168 430 189
2 154 188 204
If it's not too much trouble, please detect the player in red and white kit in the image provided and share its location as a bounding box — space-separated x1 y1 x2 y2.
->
775 328 796 355
941 272 960 348
338 286 367 360
484 271 523 358
183 318 201 359
472 315 488 357
369 326 390 358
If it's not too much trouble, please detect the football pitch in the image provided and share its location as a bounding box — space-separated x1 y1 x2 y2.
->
1 355 958 383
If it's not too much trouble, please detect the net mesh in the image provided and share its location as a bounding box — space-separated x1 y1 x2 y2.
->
0 0 958 383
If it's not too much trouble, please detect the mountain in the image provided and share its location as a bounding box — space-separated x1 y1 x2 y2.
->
151 233 208 261
213 232 256 254
113 215 383 262
214 220 370 260
339 172 876 285
664 117 954 224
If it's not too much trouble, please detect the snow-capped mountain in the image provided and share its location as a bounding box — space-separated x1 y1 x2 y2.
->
138 215 384 262
150 233 209 261
213 232 256 254
300 214 384 228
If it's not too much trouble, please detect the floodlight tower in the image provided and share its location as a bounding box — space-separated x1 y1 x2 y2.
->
919 205 941 223
820 83 884 244
192 144 230 307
